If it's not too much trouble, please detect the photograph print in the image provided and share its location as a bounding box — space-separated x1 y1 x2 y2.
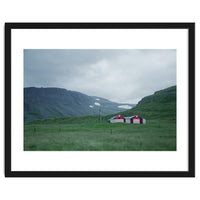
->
24 49 176 151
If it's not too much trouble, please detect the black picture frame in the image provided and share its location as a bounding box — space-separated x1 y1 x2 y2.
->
5 23 195 177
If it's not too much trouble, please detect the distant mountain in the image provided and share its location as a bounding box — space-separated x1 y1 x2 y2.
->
24 87 135 122
108 86 176 120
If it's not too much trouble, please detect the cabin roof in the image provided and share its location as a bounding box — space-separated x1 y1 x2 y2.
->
110 115 125 120
110 115 145 120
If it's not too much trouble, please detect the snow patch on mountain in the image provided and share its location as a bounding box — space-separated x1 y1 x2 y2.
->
118 105 132 109
94 102 101 106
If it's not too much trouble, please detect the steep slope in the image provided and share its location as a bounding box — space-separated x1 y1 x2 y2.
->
107 86 176 121
24 87 135 122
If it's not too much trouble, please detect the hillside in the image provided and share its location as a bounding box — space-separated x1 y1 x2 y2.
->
106 86 176 121
27 86 176 124
24 87 135 122
25 86 176 151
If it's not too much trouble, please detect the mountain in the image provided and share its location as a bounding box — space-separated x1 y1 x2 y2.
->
24 87 135 122
108 86 176 121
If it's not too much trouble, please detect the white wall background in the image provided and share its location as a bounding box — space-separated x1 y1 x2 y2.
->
0 0 199 200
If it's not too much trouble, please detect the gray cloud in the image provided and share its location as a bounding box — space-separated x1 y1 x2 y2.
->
24 49 176 104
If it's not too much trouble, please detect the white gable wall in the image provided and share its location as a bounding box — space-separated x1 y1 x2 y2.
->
110 119 124 123
133 119 140 124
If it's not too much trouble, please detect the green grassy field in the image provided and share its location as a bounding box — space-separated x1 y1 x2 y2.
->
24 119 176 151
24 86 176 151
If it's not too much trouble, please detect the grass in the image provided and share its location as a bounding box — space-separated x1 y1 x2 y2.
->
116 86 176 121
24 120 176 151
24 86 176 151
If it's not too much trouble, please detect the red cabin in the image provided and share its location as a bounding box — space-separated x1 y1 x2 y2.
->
130 115 143 124
110 115 125 123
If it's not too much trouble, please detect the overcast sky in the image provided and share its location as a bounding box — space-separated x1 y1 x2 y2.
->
24 49 176 104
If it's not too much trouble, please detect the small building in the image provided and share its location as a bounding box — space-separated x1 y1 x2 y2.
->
124 117 131 123
109 114 146 124
129 115 146 124
109 115 125 123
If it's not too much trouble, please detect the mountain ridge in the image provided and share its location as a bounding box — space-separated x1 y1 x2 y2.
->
24 87 135 122
106 85 176 121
